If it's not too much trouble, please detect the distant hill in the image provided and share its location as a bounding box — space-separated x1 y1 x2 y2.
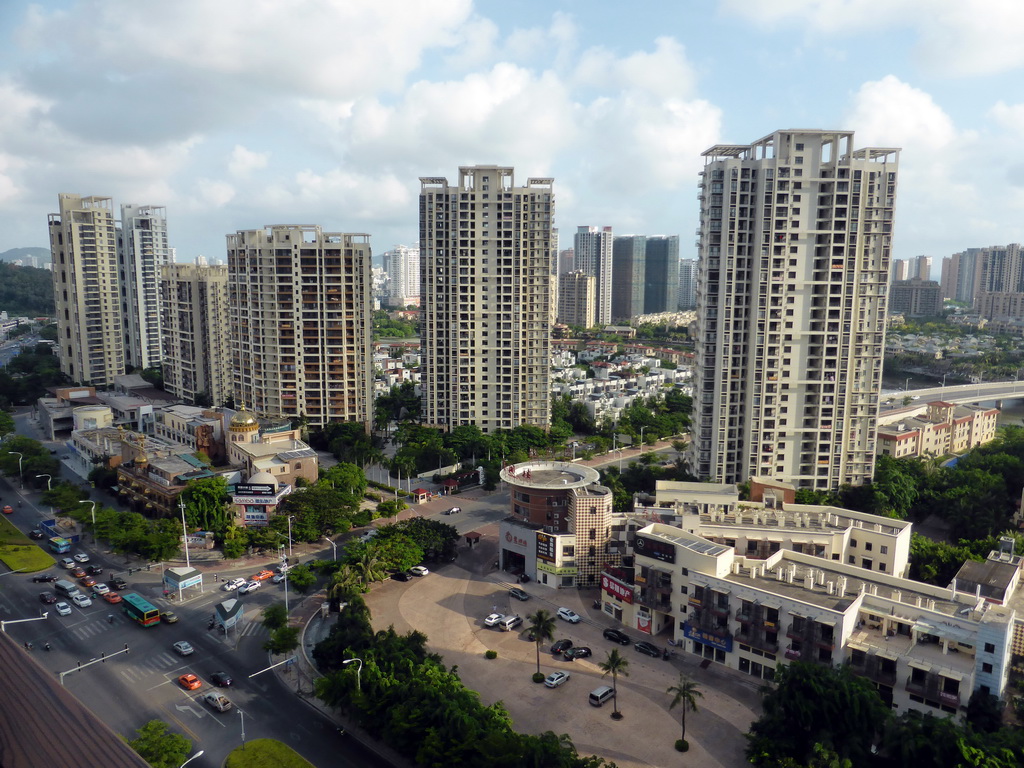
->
0 263 54 316
0 247 50 265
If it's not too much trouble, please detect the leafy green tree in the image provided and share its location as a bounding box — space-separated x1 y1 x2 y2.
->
321 462 368 497
369 534 424 573
126 720 191 768
526 609 556 676
0 410 14 437
284 563 316 594
179 476 230 533
261 602 289 630
263 626 300 654
41 480 89 513
220 524 247 559
598 649 629 718
966 690 1005 734
667 673 703 742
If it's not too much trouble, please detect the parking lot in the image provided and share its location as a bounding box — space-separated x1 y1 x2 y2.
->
365 523 761 768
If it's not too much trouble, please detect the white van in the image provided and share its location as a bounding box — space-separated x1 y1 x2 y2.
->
589 686 615 707
54 579 81 599
498 614 522 632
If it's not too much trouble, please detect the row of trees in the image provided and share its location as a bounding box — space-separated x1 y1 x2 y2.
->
747 662 1023 768
0 341 68 409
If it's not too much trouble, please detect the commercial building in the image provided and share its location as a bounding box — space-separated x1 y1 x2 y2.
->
691 129 899 490
119 204 171 370
557 270 596 328
160 263 231 406
574 226 614 325
888 278 943 317
876 401 999 459
419 166 553 433
643 236 680 314
611 235 646 321
226 225 374 430
48 194 125 387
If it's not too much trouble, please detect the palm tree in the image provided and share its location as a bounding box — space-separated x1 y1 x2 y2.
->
667 673 703 742
598 649 630 718
526 609 557 676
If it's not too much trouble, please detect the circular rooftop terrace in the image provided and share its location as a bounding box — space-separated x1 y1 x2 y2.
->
499 461 600 490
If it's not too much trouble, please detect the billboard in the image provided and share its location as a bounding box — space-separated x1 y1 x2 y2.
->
634 534 676 564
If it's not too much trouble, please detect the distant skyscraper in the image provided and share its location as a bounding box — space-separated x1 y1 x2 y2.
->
643 236 680 314
890 259 908 282
557 247 575 274
940 248 982 302
611 235 646 321
382 244 420 308
227 225 374 430
48 194 125 386
906 254 931 281
420 165 553 433
889 278 942 317
558 270 596 328
574 226 614 325
691 129 899 490
120 204 170 370
161 263 231 406
678 258 697 309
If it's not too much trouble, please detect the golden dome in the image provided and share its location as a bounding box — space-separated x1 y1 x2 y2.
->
229 407 259 431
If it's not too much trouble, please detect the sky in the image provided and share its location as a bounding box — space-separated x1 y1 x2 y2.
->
1 0 1023 264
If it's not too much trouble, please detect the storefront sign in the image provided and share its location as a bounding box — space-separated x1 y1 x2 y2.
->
243 508 269 527
636 613 652 634
505 531 530 549
634 534 676 564
536 561 577 576
683 622 733 652
233 496 277 506
536 532 556 562
236 483 275 496
601 573 635 604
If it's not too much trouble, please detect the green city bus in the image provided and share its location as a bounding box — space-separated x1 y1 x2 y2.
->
122 592 161 628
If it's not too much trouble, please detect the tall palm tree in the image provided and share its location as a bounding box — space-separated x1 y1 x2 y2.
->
526 609 557 675
667 673 703 742
598 649 630 717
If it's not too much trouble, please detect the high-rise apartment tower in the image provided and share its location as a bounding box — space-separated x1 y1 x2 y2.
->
678 258 697 309
120 204 171 370
557 270 596 328
48 194 125 386
161 263 231 406
643 236 680 314
382 244 420 308
574 226 614 325
611 235 646 321
419 166 553 433
691 130 899 490
227 225 374 430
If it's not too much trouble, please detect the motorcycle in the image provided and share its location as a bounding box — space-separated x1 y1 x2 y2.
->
43 642 51 652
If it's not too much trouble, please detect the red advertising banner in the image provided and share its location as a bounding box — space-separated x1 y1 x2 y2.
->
601 573 635 604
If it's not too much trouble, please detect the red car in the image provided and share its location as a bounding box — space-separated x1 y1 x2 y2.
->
2 505 12 514
103 591 123 604
251 569 274 582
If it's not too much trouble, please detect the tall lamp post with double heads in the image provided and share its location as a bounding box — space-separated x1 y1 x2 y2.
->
35 474 52 515
178 498 191 569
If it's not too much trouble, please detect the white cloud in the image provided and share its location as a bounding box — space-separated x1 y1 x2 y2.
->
195 179 236 209
573 37 697 99
721 0 1024 76
845 76 955 151
228 145 269 177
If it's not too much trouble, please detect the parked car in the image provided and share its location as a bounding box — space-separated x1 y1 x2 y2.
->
173 641 194 656
409 565 429 577
28 529 45 540
557 607 581 624
70 566 87 578
31 574 57 583
634 640 661 658
544 671 570 688
178 673 202 691
55 601 72 616
484 613 505 627
72 553 90 563
508 587 530 601
38 591 57 604
238 580 261 594
563 646 592 661
551 639 573 655
498 614 522 631
391 571 411 582
603 628 631 645
71 593 92 608
111 576 128 591
271 573 286 584
222 577 246 592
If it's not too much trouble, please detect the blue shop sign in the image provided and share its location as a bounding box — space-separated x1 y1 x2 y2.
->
683 622 733 652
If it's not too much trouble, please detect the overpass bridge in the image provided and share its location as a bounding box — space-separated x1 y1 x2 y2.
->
878 380 1024 425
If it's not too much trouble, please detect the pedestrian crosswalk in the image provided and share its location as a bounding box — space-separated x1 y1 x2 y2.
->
119 651 183 683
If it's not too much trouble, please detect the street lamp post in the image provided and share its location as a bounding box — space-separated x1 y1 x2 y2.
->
323 536 337 560
287 516 295 560
239 709 246 749
639 426 647 449
36 474 52 515
79 500 97 528
904 377 911 392
179 750 205 768
178 498 191 569
1 611 48 633
10 451 22 488
343 657 363 692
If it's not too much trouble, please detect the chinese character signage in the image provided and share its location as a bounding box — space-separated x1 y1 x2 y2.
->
682 622 733 652
601 573 635 604
536 532 555 562
634 534 676 564
236 483 275 496
505 531 529 549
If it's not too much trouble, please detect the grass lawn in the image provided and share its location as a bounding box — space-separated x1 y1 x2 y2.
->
0 515 54 573
224 739 316 768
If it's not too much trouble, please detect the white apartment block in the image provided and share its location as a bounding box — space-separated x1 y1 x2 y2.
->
160 263 231 406
48 194 126 387
226 225 374 431
557 269 596 328
691 129 899 490
876 401 998 459
419 166 553 433
382 244 420 307
575 226 614 325
120 204 170 370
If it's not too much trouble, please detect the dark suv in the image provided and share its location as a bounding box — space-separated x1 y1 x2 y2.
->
634 640 661 658
31 574 57 583
111 576 128 591
603 628 630 645
85 565 104 576
563 646 592 661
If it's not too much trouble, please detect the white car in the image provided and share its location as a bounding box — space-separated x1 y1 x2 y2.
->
409 566 429 577
557 607 581 624
173 641 194 656
55 601 72 616
271 573 286 584
73 553 90 563
59 557 75 569
484 613 505 627
71 593 92 608
222 577 246 592
544 670 570 688
92 583 110 595
238 580 261 594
